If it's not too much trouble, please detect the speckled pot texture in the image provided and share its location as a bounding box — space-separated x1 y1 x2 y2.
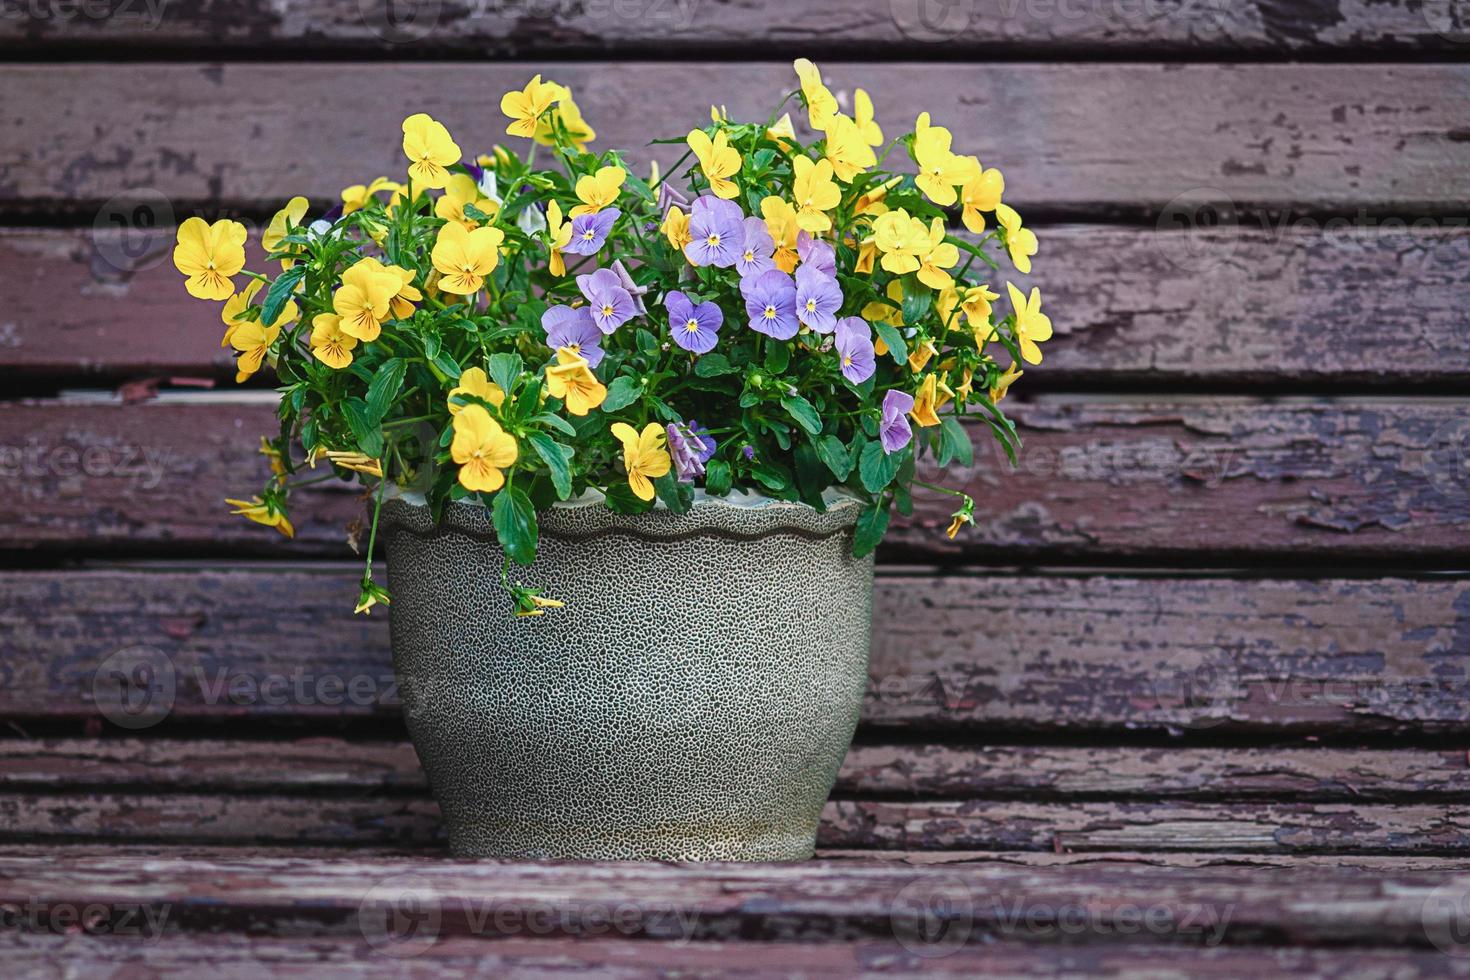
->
382 492 874 862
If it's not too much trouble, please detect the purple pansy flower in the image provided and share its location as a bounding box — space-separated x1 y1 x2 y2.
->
664 290 723 355
683 195 744 268
880 389 914 454
541 304 604 368
735 217 775 278
611 259 649 315
577 268 636 335
797 231 836 276
834 316 876 384
795 264 842 334
666 420 717 483
563 207 619 256
742 269 800 340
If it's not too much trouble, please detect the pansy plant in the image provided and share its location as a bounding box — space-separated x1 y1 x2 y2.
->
177 60 1046 616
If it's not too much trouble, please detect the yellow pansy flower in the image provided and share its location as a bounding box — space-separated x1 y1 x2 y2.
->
916 217 960 290
545 200 573 277
863 281 905 349
960 166 1004 234
766 113 796 148
534 81 595 151
258 436 287 481
790 156 840 234
333 259 401 342
908 340 939 374
661 204 692 252
760 196 801 273
173 217 247 301
854 88 883 146
401 113 461 190
435 173 492 230
225 496 293 538
996 203 1038 274
450 404 518 493
911 113 973 207
432 222 504 295
686 129 741 200
909 373 952 427
228 319 282 384
611 422 671 502
953 366 975 403
309 313 357 369
341 177 400 215
220 279 297 349
544 347 607 417
1007 282 1052 364
990 362 1024 403
854 240 878 275
262 196 308 268
872 209 925 276
823 114 877 184
793 58 838 131
383 264 423 319
938 284 1000 343
571 165 626 217
500 74 559 139
447 366 506 415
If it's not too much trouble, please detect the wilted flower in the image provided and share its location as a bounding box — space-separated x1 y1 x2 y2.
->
667 420 716 482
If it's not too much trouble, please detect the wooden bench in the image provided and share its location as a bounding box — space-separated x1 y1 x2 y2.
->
2 2 1469 973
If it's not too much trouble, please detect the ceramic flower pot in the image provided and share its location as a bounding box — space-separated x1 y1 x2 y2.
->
381 491 874 861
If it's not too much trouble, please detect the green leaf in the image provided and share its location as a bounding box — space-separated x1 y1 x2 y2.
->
487 352 523 396
814 435 852 481
530 412 577 437
751 461 792 492
793 441 828 511
901 284 934 326
342 398 383 458
704 459 732 496
527 432 574 500
852 499 891 558
780 394 822 436
635 328 659 354
653 471 694 514
600 376 642 413
491 486 538 566
694 353 737 377
940 417 974 468
432 350 462 381
461 202 492 222
260 266 306 327
858 441 901 494
602 481 655 514
764 342 790 375
365 358 406 424
872 321 908 366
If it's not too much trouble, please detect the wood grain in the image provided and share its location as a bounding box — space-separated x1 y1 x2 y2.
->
4 63 1467 216
1 0 1461 55
2 568 1466 734
9 223 1469 386
3 395 1468 560
7 737 1470 801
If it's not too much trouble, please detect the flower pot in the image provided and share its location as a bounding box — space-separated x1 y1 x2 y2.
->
382 491 874 861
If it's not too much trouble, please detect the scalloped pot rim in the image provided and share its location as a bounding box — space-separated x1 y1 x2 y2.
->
382 486 866 542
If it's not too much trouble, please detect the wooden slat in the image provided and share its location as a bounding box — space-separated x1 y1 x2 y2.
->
3 568 1465 733
2 849 1464 948
4 63 1467 215
3 396 1468 559
1 0 1460 55
4 933 1469 979
10 224 1469 385
6 738 1470 801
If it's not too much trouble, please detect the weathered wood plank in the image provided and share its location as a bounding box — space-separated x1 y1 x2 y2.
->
5 932 1468 979
4 63 1467 215
3 568 1465 733
10 224 1469 386
2 849 1465 949
7 738 1470 801
3 396 1469 560
1 0 1460 55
